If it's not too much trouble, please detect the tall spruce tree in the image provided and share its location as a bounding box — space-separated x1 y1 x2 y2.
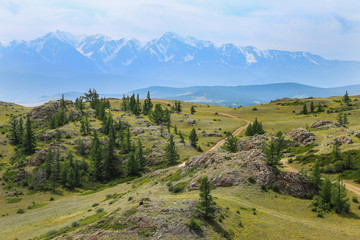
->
103 129 116 181
343 91 351 105
126 153 139 176
222 133 238 153
165 135 180 165
301 103 308 115
22 114 36 154
197 176 216 220
310 160 322 190
332 140 341 162
90 131 103 181
189 128 198 147
190 105 196 114
310 101 315 113
331 178 350 213
9 115 19 145
142 91 153 115
135 139 145 169
320 177 332 206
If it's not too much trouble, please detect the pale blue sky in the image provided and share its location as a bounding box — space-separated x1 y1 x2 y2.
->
0 0 359 60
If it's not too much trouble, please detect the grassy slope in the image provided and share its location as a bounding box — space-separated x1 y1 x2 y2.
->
0 96 359 239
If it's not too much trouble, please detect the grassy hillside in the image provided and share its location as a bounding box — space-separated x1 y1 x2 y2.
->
0 94 359 239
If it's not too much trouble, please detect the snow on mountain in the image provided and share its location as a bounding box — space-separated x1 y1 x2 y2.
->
0 31 359 100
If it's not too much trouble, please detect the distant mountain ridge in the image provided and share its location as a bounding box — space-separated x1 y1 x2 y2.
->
22 83 360 107
1 31 359 102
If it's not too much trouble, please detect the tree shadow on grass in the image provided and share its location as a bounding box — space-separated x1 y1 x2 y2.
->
339 211 360 219
207 220 232 240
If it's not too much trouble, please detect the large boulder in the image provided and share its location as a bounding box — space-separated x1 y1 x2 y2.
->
310 120 334 129
287 128 316 145
184 148 315 198
331 135 353 145
237 133 273 151
201 131 222 137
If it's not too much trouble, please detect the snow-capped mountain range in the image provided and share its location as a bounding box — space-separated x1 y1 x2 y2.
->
0 31 359 102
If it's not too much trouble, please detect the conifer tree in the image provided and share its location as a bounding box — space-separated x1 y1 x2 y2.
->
197 176 216 220
343 91 351 105
22 114 36 154
331 178 350 213
149 104 171 125
90 131 103 181
135 139 145 169
301 103 308 115
174 124 178 134
179 131 185 144
17 117 23 145
332 140 341 162
85 88 100 109
49 115 56 129
123 126 132 154
165 135 180 165
344 152 353 170
190 105 196 114
74 162 81 187
80 114 91 136
9 115 19 145
44 148 54 177
53 150 61 182
189 128 198 147
316 103 324 113
104 126 116 180
126 153 139 176
320 177 332 205
246 118 265 136
60 161 68 187
75 97 84 112
264 141 281 169
310 101 315 113
245 123 254 136
142 91 153 115
310 160 321 190
222 133 238 153
274 131 285 157
66 167 76 189
121 95 128 111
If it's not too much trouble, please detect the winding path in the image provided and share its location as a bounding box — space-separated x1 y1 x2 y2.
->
200 111 252 152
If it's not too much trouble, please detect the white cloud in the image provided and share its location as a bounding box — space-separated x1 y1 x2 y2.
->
0 0 359 60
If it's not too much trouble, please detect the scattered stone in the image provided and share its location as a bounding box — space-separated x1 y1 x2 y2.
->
310 120 334 128
132 128 145 135
287 128 316 145
201 131 222 137
331 135 353 145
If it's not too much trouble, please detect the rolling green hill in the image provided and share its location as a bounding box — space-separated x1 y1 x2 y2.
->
0 92 360 240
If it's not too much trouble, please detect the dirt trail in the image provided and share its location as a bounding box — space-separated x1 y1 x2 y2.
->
282 159 360 197
203 111 252 152
179 111 251 167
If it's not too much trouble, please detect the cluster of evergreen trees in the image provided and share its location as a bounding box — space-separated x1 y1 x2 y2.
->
245 118 265 136
121 94 141 115
337 112 349 127
300 102 324 115
49 110 68 129
9 114 36 154
30 149 86 190
149 104 171 126
312 175 350 215
171 101 182 113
